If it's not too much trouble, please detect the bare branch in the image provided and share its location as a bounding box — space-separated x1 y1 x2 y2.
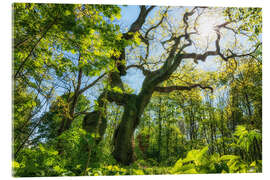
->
78 73 106 95
146 6 156 14
123 5 156 40
145 8 168 39
154 84 213 93
180 51 218 62
179 19 261 63
74 53 83 95
214 21 235 29
138 33 150 60
183 7 198 45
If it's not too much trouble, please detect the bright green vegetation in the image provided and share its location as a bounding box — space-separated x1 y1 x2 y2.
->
12 3 262 177
13 125 262 176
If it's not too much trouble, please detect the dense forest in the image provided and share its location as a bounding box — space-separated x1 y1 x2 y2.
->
12 3 262 176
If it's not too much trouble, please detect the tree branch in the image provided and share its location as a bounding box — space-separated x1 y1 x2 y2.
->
154 84 213 93
78 73 106 95
123 5 156 40
179 20 261 63
145 8 168 39
14 18 57 80
98 90 130 107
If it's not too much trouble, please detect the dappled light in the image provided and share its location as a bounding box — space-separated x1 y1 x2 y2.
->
12 3 262 177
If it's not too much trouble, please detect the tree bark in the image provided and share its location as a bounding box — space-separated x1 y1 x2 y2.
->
112 95 138 164
112 83 154 164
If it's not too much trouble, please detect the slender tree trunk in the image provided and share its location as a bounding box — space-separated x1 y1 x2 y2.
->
157 97 162 162
166 123 170 159
244 91 254 126
220 112 226 155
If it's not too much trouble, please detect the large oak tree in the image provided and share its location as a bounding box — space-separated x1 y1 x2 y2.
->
13 4 261 166
82 6 261 164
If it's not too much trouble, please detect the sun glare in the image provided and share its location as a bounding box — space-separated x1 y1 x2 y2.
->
197 16 217 38
194 8 224 48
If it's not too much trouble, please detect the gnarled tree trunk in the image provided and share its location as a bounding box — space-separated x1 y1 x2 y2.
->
81 6 254 165
112 95 139 164
111 74 160 164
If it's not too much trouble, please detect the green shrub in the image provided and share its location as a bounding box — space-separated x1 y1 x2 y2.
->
171 146 262 174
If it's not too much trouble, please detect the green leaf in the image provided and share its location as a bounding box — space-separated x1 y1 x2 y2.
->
220 155 240 161
12 161 20 169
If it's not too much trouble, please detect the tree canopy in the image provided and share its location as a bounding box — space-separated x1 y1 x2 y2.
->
12 3 262 176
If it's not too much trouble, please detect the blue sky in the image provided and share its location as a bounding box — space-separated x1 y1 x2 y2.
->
119 5 140 27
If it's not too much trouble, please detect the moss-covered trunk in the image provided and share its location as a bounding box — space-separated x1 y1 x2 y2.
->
112 88 153 164
112 95 138 164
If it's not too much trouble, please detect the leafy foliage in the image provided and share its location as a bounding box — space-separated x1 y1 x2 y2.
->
12 4 262 177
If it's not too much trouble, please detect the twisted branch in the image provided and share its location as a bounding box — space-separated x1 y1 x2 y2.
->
154 84 213 93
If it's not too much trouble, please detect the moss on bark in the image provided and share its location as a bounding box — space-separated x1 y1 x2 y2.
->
82 111 107 143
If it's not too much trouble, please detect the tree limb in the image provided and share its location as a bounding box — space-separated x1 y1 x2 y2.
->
14 18 57 80
123 5 156 40
179 20 261 63
98 90 130 107
78 73 106 95
145 8 168 39
154 84 213 93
